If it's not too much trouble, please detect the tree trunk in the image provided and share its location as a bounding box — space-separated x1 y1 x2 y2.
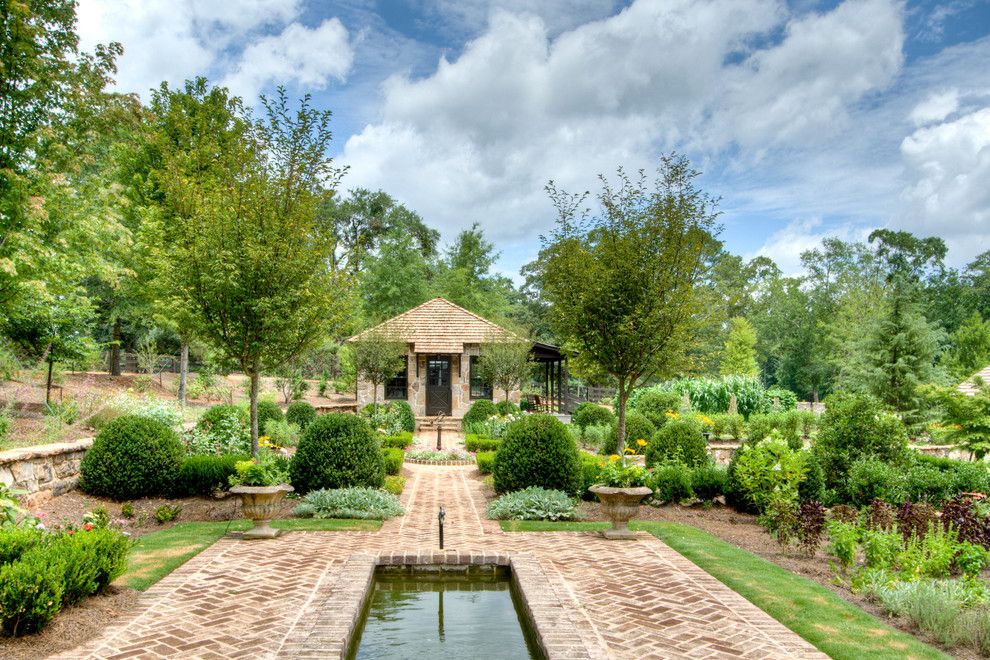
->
249 370 260 458
178 342 189 405
46 357 54 405
109 318 122 376
615 378 628 454
372 381 379 415
505 388 511 408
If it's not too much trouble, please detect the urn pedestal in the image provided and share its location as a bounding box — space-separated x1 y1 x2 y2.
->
590 485 652 540
229 484 293 539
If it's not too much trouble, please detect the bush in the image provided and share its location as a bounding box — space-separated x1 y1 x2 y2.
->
383 475 406 495
572 402 615 430
603 411 655 456
289 414 385 494
630 389 682 428
256 400 284 431
476 450 496 474
762 386 797 412
492 415 582 495
733 435 806 513
465 434 501 452
579 452 602 499
285 401 317 430
495 400 520 416
383 448 405 476
691 465 728 501
264 419 301 448
80 416 184 500
813 392 909 492
799 453 827 504
0 547 65 635
188 403 250 455
293 487 404 519
630 376 765 417
645 419 707 468
711 413 744 440
391 400 415 433
747 411 802 449
847 458 907 507
582 424 609 450
360 402 404 435
174 454 245 496
86 395 183 431
913 454 990 496
463 400 498 428
649 463 694 503
381 431 413 449
487 487 578 521
904 463 956 505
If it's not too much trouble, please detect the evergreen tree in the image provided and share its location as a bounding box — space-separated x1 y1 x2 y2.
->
720 317 759 376
943 312 990 380
358 230 433 324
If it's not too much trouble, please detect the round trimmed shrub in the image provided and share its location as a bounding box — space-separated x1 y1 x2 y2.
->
289 413 384 494
80 415 184 500
198 403 248 429
492 415 582 495
494 400 520 416
256 400 284 431
649 463 694 503
645 419 708 467
285 401 317 430
691 464 728 501
602 411 655 455
572 402 615 430
631 389 682 428
463 399 498 428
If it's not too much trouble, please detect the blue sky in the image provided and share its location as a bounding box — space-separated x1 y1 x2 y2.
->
77 0 990 279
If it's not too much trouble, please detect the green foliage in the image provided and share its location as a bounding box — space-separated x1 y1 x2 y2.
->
826 520 859 569
631 375 765 418
733 435 806 513
465 434 501 452
925 381 990 459
494 400 520 416
943 312 990 379
720 317 759 377
80 416 184 500
861 528 902 569
293 487 404 520
629 389 680 428
256 400 284 431
476 450 496 475
813 391 909 491
603 410 655 456
691 465 728 501
382 448 404 476
390 400 415 433
478 339 532 403
594 456 649 488
289 413 384 493
380 431 413 448
228 450 289 487
746 411 801 448
492 415 582 495
352 331 406 410
847 458 907 507
360 402 405 436
487 487 578 521
581 424 610 450
174 454 245 496
762 387 798 412
263 418 301 448
645 419 708 468
463 399 498 428
154 504 181 524
578 452 603 499
188 404 250 455
572 402 615 430
87 395 182 432
285 401 317 430
648 463 695 503
383 476 406 496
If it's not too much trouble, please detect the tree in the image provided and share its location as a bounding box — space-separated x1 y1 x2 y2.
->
943 312 990 380
720 317 758 376
965 251 990 320
538 154 720 452
351 330 406 413
478 337 532 404
924 381 990 459
865 277 944 423
358 229 433 323
435 224 515 322
156 84 351 456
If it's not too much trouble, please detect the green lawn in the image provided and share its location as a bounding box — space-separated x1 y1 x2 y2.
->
501 519 946 660
120 518 380 591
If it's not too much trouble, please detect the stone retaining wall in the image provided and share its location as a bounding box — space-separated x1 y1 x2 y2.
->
0 438 93 506
707 441 969 465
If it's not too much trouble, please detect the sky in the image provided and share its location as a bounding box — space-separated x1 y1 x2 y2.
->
76 0 990 280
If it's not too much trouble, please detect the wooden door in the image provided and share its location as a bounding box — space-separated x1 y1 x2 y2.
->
425 355 452 415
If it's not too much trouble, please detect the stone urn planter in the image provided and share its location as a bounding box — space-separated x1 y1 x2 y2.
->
589 485 653 540
229 484 293 539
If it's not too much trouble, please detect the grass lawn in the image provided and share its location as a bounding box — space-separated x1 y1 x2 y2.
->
501 519 946 660
120 518 381 591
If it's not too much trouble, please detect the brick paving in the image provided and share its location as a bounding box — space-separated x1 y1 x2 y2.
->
59 463 825 659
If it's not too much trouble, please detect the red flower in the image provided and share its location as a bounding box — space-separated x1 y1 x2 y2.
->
83 523 94 531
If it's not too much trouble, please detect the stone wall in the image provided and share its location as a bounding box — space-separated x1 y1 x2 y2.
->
706 441 970 465
0 438 93 507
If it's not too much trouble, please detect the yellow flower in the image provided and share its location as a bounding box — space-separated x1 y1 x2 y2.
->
665 410 679 418
609 454 621 462
636 439 647 447
624 447 635 454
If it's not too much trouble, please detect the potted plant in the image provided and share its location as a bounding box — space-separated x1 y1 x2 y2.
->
228 450 293 539
589 453 653 540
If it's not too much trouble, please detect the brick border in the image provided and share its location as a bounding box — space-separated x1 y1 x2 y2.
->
280 550 607 659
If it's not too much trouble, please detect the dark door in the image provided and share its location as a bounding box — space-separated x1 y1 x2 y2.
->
426 355 452 415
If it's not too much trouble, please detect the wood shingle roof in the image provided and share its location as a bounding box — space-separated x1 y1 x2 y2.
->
349 298 515 354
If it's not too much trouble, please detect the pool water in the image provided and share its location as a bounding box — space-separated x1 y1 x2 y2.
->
347 568 543 659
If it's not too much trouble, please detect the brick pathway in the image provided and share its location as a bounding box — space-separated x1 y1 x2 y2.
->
59 464 825 659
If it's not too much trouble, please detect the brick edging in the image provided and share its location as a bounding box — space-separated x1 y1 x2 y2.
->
403 458 475 466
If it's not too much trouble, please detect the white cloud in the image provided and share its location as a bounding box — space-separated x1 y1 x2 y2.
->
341 0 906 245
909 89 960 126
749 218 871 276
222 19 354 101
898 106 990 260
76 0 352 101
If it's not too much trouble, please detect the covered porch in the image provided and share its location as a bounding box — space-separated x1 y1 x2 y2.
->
530 341 567 414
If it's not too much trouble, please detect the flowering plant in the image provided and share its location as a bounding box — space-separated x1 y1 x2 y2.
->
595 454 649 488
228 449 290 487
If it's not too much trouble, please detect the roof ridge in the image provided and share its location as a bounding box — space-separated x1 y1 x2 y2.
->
348 297 513 343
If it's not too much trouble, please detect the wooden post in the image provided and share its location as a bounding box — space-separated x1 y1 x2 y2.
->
728 394 738 416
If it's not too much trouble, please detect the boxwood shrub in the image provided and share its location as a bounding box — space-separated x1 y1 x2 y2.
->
256 400 284 430
465 434 501 452
476 450 496 474
645 419 707 468
602 411 655 455
463 400 498 428
80 416 184 500
289 413 384 493
285 401 317 430
174 454 246 496
383 448 405 476
631 389 682 428
492 415 582 495
381 431 414 449
572 402 615 430
691 464 728 501
649 463 694 503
